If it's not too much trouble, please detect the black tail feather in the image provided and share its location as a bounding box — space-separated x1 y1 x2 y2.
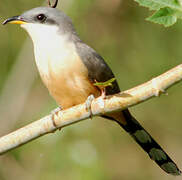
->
103 110 181 175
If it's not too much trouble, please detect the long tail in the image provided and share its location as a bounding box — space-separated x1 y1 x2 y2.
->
103 109 181 176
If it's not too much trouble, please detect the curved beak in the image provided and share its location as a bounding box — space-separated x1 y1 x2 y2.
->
2 16 27 25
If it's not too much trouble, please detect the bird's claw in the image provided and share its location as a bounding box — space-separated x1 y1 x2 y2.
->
51 106 62 131
85 94 95 119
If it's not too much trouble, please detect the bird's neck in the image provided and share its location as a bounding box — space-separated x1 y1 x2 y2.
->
21 23 77 79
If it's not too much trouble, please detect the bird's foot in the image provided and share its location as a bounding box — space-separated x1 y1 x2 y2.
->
97 90 106 114
85 94 95 119
101 88 106 99
51 106 62 131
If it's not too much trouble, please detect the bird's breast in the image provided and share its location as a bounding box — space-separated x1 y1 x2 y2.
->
33 40 100 109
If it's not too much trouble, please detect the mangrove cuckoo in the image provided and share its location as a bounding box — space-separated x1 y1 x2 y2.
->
3 0 181 175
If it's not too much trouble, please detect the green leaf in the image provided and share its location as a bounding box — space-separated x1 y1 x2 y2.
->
135 0 166 10
135 0 181 10
147 7 177 27
134 0 182 27
93 78 116 88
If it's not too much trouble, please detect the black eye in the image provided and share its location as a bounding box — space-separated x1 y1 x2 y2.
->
36 14 46 22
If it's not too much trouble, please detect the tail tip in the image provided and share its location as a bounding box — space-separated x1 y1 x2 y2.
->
161 162 181 176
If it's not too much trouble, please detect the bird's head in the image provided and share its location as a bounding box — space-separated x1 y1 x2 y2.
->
3 5 76 44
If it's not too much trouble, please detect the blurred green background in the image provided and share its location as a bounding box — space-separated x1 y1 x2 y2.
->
0 0 182 179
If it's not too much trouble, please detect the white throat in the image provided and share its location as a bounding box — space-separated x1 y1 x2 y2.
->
21 23 70 52
21 23 75 80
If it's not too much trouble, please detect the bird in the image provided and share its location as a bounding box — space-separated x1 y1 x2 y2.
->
2 0 181 175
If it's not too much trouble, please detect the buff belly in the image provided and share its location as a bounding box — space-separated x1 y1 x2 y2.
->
47 63 100 109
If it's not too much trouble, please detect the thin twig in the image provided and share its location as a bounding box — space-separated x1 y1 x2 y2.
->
0 64 182 155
